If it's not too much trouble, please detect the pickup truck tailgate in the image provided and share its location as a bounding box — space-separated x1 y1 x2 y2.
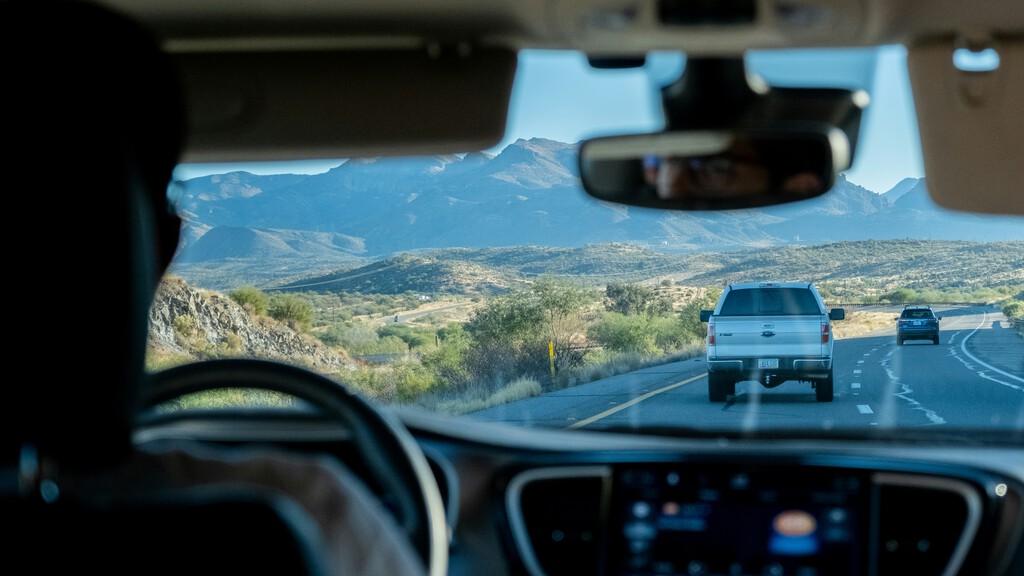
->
710 316 824 357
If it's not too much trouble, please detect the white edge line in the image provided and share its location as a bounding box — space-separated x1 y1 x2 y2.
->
960 311 1024 385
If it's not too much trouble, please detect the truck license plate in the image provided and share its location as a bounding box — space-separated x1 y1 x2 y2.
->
758 359 780 369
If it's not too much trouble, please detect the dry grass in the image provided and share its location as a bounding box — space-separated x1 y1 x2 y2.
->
569 343 706 386
419 377 542 415
833 310 896 340
145 348 194 372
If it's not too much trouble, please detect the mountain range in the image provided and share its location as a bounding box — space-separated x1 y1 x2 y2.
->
168 138 1024 289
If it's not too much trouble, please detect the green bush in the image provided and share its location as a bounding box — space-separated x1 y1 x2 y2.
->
378 324 436 350
317 323 408 355
1003 300 1023 319
317 323 376 349
677 288 720 340
588 312 660 354
420 328 472 387
466 277 594 383
229 286 269 316
589 312 702 355
605 282 672 316
268 293 314 331
881 288 918 304
346 361 439 402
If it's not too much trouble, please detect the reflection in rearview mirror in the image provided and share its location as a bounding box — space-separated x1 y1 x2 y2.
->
579 127 849 210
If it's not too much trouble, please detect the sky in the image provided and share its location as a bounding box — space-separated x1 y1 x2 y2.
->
174 46 925 194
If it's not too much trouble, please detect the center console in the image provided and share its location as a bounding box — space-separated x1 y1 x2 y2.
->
506 459 1001 576
610 465 870 576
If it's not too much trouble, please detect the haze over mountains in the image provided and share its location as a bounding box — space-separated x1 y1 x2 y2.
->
169 137 1024 289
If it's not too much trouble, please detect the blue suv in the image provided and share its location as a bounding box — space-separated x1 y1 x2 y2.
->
895 305 941 345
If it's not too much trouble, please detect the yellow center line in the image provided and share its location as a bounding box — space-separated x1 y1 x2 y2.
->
566 373 706 430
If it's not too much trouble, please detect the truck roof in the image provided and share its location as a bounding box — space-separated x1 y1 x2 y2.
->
726 282 814 290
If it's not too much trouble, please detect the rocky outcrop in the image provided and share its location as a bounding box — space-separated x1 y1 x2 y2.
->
148 276 351 372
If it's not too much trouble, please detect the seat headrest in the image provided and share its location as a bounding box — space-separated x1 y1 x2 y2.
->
2 0 185 470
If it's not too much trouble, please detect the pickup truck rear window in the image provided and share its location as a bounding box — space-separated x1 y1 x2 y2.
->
718 288 822 316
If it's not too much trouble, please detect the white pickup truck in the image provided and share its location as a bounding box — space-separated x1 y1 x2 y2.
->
699 282 845 402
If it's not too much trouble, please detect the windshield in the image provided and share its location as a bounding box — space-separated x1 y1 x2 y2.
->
154 46 1024 439
718 288 824 317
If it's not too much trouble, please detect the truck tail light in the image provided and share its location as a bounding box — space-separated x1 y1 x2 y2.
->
708 324 716 345
821 322 830 344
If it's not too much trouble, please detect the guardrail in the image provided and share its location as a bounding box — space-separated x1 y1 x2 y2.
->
1011 318 1024 336
826 303 993 309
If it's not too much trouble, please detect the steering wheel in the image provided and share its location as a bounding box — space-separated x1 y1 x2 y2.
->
140 358 448 576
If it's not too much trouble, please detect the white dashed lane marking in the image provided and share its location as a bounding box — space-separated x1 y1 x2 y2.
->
857 404 874 414
851 382 861 389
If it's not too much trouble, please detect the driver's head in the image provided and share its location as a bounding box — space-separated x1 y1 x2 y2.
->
3 0 185 466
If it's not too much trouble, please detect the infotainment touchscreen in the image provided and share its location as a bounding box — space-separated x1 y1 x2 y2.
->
609 465 869 576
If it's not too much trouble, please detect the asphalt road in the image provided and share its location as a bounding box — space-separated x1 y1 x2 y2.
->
470 306 1024 432
376 302 475 325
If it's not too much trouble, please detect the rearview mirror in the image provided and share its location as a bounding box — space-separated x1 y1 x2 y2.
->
579 126 849 210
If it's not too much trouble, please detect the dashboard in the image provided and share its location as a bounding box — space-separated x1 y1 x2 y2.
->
136 409 1024 576
406 413 1024 576
506 462 987 576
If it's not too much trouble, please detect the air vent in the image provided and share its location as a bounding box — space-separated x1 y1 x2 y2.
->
659 0 757 26
875 473 982 576
506 467 610 576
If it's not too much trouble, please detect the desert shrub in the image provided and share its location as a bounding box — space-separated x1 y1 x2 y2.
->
172 314 200 339
229 285 269 315
268 293 314 331
605 282 672 316
1003 299 1023 319
420 327 472 388
378 324 436 350
588 312 660 354
345 361 438 402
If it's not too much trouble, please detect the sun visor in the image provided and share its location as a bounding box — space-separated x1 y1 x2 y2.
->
907 38 1024 215
174 46 517 162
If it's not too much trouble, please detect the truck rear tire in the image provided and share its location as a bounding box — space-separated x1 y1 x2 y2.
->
708 373 734 402
815 370 834 402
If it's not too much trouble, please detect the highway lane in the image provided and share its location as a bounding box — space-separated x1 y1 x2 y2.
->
470 306 1024 433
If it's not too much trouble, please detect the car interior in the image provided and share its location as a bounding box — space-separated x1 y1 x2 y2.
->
4 1 1023 576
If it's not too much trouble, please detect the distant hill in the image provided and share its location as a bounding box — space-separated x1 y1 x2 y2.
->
677 239 1024 291
177 226 366 262
271 239 1023 296
167 138 1024 289
881 177 921 203
276 252 522 295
